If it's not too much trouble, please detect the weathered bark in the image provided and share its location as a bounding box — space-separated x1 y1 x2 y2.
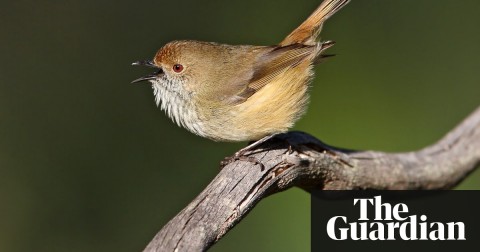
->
144 106 480 252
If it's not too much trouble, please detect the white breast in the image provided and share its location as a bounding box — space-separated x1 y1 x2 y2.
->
150 80 206 137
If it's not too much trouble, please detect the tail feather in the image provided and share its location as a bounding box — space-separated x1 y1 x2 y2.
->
280 0 350 46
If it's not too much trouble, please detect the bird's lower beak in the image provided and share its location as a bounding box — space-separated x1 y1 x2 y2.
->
131 60 164 83
131 72 162 83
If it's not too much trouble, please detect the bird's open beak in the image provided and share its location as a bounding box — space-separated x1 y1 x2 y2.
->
131 60 163 83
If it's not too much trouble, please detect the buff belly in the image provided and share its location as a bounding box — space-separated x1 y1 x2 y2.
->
200 61 314 142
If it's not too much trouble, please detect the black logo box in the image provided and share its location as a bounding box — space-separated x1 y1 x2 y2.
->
311 191 479 252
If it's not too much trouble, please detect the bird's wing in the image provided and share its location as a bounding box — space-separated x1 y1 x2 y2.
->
226 44 316 104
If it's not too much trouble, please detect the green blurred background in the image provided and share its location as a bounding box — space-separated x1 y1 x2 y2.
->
1 0 479 251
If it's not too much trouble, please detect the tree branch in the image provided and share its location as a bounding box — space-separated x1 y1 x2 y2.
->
143 106 480 252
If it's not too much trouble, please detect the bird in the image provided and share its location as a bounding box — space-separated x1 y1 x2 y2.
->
132 0 350 167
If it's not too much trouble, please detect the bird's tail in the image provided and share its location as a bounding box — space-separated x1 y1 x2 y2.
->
280 0 350 46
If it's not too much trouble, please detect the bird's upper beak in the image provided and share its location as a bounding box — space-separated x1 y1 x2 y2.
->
131 60 164 83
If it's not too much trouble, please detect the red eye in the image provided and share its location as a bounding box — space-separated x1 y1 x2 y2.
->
173 64 184 73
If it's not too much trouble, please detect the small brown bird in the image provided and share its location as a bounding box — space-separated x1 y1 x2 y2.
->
133 0 350 164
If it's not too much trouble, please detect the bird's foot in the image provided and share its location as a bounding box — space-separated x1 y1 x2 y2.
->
220 151 265 171
219 134 279 171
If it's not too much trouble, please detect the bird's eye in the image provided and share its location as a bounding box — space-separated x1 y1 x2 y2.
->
173 64 184 73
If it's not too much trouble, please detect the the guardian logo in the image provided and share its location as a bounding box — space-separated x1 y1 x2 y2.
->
326 196 466 241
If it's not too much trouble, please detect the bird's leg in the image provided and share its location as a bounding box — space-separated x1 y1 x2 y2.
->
237 134 277 155
220 134 278 171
